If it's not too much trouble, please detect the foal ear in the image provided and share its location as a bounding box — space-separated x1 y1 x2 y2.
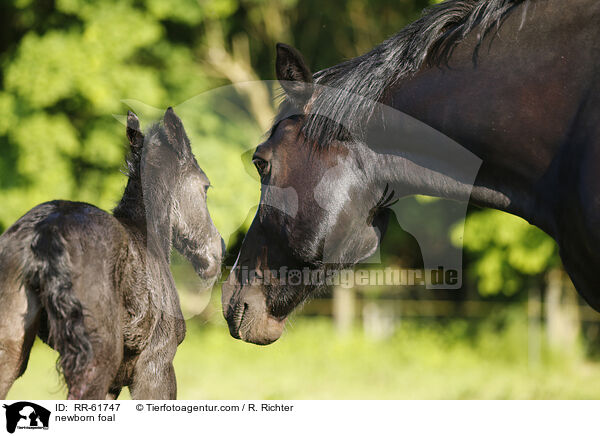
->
126 111 143 147
276 43 313 108
163 107 191 157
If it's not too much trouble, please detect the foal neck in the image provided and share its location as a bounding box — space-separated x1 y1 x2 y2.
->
114 177 146 227
113 167 176 266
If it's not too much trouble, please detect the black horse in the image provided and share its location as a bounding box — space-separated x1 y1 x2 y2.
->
0 108 224 399
222 0 600 344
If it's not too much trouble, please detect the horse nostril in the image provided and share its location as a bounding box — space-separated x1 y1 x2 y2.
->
221 274 241 308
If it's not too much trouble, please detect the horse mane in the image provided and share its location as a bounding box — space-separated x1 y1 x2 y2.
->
299 0 527 146
114 121 174 226
123 122 167 181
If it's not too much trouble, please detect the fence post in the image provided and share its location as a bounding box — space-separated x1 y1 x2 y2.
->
528 286 542 367
333 286 355 335
545 268 580 352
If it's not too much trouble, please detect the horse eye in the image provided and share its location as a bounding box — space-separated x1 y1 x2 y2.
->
252 157 269 176
203 184 210 194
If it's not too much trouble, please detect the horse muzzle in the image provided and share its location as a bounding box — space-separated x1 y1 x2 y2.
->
222 277 286 345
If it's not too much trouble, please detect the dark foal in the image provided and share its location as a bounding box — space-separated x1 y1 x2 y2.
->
0 108 224 399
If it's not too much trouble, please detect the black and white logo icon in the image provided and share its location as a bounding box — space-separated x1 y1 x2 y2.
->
2 402 50 433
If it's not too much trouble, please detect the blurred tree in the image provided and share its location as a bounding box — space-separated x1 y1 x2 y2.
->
0 0 256 238
451 209 559 296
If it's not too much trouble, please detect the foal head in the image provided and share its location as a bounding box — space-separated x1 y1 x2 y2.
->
222 45 391 344
126 108 224 285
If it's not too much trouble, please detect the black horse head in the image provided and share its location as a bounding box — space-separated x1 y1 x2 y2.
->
222 44 393 344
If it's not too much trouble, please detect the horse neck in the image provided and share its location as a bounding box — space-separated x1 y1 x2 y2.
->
367 0 594 237
114 173 175 265
114 177 146 226
146 188 175 266
371 79 555 235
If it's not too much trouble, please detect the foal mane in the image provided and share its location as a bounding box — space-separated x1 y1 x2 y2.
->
297 0 527 147
114 119 183 228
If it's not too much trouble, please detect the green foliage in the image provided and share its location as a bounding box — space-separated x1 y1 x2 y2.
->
0 0 256 238
452 210 558 296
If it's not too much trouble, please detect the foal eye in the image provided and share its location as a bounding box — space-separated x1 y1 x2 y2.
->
252 157 270 176
203 184 211 194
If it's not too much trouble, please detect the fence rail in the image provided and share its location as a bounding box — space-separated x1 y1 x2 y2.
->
301 296 600 322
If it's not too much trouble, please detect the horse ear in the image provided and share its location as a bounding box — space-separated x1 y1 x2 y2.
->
163 107 191 157
276 43 313 107
126 111 143 147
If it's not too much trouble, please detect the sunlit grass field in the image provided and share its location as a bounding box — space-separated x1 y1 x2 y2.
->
7 307 600 400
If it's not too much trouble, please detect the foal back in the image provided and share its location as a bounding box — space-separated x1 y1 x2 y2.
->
0 200 134 399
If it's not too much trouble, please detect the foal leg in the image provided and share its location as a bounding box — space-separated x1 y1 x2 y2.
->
65 364 117 400
0 284 40 399
129 360 177 400
54 269 124 399
129 337 178 400
64 350 121 399
63 333 122 400
62 307 123 399
105 387 122 400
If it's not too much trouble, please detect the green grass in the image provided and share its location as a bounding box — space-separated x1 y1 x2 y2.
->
7 310 600 399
